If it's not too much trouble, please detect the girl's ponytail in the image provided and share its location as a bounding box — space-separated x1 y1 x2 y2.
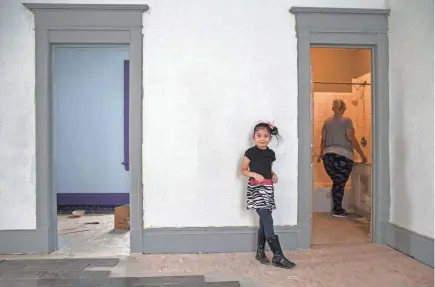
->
271 126 283 145
271 126 279 135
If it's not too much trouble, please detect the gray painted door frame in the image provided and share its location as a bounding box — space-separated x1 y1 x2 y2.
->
290 7 391 248
23 3 148 253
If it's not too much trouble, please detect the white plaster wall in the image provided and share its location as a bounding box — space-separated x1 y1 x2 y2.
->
139 0 388 228
388 0 434 239
0 0 36 229
0 0 389 230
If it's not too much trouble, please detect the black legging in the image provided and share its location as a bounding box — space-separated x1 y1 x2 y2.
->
256 209 275 238
322 152 354 212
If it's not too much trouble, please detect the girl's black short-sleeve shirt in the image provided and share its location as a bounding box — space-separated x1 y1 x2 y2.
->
244 146 276 179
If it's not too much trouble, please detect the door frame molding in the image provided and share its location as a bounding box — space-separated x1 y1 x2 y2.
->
23 3 148 253
290 7 391 248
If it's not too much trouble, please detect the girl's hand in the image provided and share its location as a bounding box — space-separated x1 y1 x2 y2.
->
272 173 278 183
252 173 265 183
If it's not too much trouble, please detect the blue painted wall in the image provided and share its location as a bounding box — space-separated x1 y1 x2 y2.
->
53 46 130 199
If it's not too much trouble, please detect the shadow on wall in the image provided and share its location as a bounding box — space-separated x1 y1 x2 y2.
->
389 71 411 251
238 131 258 229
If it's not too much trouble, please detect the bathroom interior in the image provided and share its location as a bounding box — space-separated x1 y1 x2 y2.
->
310 47 373 246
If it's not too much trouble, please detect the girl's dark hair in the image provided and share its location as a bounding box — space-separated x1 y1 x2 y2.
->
253 122 283 144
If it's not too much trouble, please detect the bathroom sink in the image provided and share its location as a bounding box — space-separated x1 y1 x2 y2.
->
354 162 372 165
350 162 372 219
353 162 371 175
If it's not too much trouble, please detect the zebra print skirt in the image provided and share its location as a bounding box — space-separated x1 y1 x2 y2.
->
246 178 276 211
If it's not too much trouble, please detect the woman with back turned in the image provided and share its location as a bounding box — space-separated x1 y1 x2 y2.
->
317 99 367 217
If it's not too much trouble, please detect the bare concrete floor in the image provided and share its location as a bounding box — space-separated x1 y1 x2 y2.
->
0 244 433 287
57 213 370 256
0 213 431 286
57 214 129 255
56 213 371 255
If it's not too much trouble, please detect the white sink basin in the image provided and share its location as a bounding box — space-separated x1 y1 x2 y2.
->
353 163 371 175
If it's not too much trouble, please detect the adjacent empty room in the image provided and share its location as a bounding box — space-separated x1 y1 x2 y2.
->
52 46 131 254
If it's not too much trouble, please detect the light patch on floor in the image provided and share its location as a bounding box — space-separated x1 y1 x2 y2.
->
28 213 433 286
0 243 433 287
56 212 371 255
56 214 129 255
311 212 371 245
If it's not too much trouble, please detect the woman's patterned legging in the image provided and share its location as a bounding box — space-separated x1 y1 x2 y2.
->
322 152 354 212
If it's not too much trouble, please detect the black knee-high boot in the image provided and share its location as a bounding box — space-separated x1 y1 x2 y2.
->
255 228 269 264
267 235 296 269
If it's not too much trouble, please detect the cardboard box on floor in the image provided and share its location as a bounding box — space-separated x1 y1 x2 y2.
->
114 204 130 230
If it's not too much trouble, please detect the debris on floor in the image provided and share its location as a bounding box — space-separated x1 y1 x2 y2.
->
57 214 130 254
58 227 91 235
71 210 85 217
58 216 99 235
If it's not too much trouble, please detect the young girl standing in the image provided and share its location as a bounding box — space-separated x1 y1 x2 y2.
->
241 121 296 269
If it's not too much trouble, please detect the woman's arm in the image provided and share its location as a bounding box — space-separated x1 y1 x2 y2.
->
317 124 326 162
319 124 325 156
345 127 367 161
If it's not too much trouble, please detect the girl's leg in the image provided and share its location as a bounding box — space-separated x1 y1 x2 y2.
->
257 210 295 269
259 217 264 234
255 213 269 264
256 209 275 237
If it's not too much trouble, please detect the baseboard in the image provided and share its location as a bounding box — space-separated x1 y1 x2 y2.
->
57 193 129 206
130 227 143 254
142 226 300 254
57 205 118 214
386 223 434 267
0 229 48 254
0 226 301 255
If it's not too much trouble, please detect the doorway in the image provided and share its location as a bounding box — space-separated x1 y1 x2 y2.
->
24 3 147 254
52 46 131 254
290 7 390 250
310 47 373 246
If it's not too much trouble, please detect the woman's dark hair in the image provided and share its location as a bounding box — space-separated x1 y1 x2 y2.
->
253 122 283 144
